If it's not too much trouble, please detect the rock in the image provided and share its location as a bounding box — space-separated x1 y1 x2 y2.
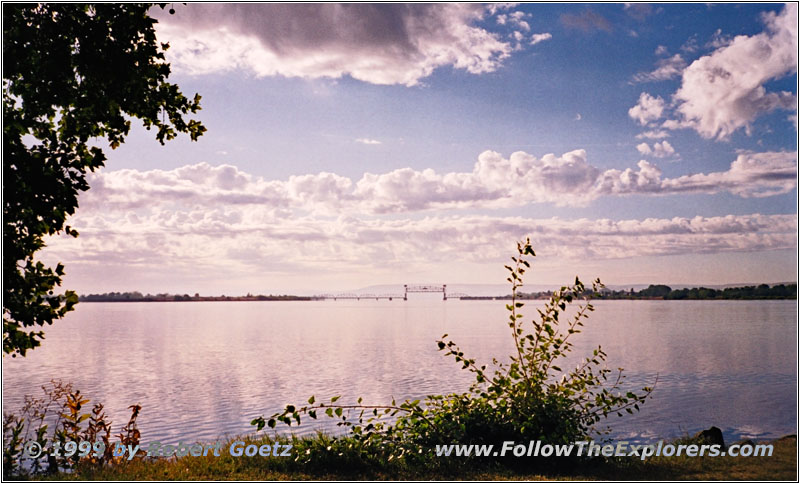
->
693 426 725 447
733 438 756 448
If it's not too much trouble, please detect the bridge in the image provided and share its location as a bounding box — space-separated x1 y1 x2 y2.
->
315 285 468 301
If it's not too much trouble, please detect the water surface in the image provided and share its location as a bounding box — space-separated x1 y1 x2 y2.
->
3 299 796 444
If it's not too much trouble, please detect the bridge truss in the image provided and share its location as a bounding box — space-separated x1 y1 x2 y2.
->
404 284 447 300
315 284 466 301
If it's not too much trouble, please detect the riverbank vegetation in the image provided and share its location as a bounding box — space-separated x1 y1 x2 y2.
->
3 4 205 357
464 282 797 301
79 282 797 303
249 240 653 473
5 242 794 480
603 283 797 300
6 381 795 481
78 292 312 302
13 432 798 480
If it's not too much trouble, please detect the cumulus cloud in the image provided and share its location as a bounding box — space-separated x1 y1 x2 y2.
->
660 151 798 197
43 150 797 289
706 28 732 49
632 54 687 83
636 143 651 155
628 92 666 125
530 32 553 45
636 140 677 158
153 4 514 86
505 10 530 31
44 206 798 283
668 4 798 139
681 35 699 53
80 150 796 218
636 130 670 140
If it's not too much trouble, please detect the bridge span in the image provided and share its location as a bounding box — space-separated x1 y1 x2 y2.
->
315 285 468 301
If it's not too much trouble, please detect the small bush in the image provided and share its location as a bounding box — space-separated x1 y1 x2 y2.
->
2 379 142 478
253 240 653 471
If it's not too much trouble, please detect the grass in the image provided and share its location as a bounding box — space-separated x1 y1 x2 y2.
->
39 434 796 481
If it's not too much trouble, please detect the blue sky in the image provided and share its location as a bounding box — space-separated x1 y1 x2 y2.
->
43 3 798 294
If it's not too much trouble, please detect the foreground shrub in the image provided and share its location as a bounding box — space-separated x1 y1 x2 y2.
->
2 380 142 478
253 240 653 470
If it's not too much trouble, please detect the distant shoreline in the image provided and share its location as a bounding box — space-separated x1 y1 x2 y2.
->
79 282 796 303
466 283 796 301
79 294 315 302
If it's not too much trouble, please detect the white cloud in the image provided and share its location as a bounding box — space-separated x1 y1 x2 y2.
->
660 150 798 197
681 35 699 53
44 207 798 285
669 4 798 139
636 130 670 139
654 141 676 158
507 11 530 31
628 92 666 125
632 54 687 82
654 45 669 56
42 149 797 289
80 150 797 218
530 32 553 45
636 141 677 158
153 4 515 86
706 28 732 49
355 138 382 145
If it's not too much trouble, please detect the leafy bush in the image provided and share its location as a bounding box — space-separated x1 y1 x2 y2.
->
252 240 653 470
2 380 142 478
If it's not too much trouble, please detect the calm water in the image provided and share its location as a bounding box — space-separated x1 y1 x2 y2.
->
3 299 796 444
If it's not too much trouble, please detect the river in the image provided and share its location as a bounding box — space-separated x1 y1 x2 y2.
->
3 299 795 445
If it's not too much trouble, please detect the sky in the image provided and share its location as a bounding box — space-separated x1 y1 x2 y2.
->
41 3 798 295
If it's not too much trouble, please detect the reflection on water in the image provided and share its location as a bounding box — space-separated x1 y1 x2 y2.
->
3 299 796 444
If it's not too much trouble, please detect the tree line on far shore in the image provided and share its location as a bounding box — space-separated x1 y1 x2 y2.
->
80 283 796 303
462 283 797 300
601 283 796 300
78 292 312 302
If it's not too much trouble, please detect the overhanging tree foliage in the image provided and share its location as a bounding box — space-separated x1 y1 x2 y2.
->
3 4 206 357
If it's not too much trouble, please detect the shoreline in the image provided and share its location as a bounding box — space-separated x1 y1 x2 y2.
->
35 433 797 481
77 295 797 302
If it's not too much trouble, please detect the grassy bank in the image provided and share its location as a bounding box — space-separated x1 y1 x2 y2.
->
43 435 796 481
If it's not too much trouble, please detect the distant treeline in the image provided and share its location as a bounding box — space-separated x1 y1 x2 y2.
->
462 283 796 301
601 283 797 300
79 292 312 302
